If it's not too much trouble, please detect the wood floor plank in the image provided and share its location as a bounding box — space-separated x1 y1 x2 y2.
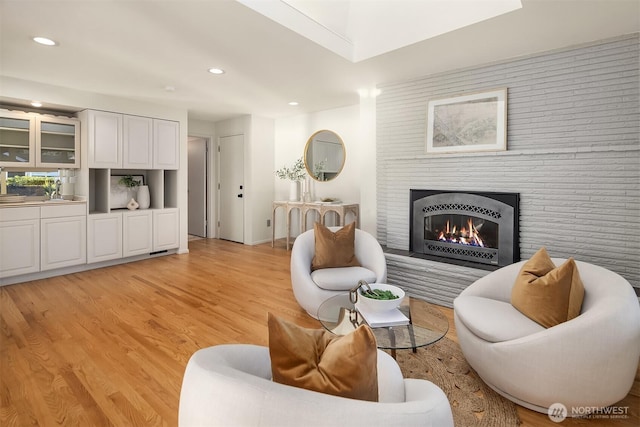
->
0 237 637 426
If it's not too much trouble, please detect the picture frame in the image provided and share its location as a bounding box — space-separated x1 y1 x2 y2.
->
110 175 144 209
426 88 507 154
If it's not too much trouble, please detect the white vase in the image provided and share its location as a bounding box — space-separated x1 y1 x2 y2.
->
127 198 139 210
289 181 299 201
137 185 150 209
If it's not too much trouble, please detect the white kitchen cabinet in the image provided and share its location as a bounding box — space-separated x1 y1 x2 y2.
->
123 210 153 257
84 110 178 170
86 110 122 168
36 116 80 168
40 204 87 271
0 207 40 278
0 110 80 168
0 111 35 167
123 115 153 169
153 119 179 170
153 208 179 251
87 213 123 263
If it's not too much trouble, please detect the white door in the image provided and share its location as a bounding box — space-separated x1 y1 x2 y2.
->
188 137 207 237
218 134 244 243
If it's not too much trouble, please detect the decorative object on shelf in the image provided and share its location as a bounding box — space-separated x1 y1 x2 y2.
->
118 174 142 188
426 88 507 154
303 175 312 202
137 185 150 209
111 175 144 209
289 182 299 202
275 157 306 201
127 198 139 210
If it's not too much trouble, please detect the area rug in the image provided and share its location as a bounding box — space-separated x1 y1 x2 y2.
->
394 338 521 426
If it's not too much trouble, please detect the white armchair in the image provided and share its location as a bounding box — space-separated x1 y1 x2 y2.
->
454 259 640 414
179 344 454 427
290 226 387 319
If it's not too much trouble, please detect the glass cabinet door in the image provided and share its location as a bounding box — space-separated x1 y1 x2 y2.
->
0 113 36 166
37 117 80 168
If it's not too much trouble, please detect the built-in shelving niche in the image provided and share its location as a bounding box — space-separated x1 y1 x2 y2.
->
88 168 178 214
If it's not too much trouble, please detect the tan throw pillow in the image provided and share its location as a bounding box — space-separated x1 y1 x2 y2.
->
311 222 360 271
268 313 378 402
511 247 585 328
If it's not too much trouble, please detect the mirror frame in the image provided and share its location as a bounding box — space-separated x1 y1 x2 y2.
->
303 130 346 182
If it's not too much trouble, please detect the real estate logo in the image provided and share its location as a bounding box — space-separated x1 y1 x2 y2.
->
548 403 567 423
548 402 630 422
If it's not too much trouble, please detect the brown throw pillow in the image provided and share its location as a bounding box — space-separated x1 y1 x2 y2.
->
268 313 378 402
511 247 585 328
311 222 360 271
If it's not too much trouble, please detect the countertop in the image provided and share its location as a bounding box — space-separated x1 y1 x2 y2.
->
0 199 87 208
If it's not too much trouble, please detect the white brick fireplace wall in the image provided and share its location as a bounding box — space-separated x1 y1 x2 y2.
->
376 34 639 307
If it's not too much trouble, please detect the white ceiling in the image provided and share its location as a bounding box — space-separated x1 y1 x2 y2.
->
0 0 638 122
238 0 523 62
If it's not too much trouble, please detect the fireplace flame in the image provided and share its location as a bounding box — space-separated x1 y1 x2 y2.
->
437 218 485 248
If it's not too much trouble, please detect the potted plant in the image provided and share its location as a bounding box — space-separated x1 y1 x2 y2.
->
275 157 307 201
118 175 150 209
118 175 141 188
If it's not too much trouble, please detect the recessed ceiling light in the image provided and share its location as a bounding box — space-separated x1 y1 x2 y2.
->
208 68 225 75
288 101 299 106
33 37 57 46
31 101 43 107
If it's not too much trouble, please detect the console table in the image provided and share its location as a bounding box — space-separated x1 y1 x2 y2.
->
272 201 360 250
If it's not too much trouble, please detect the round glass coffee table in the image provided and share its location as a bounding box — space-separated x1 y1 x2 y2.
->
317 293 449 358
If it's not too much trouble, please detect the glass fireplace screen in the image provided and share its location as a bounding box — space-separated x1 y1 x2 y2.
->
424 214 498 249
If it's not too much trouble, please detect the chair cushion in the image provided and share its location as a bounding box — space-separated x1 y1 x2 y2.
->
311 267 377 291
454 296 545 342
268 313 378 402
511 247 585 328
311 222 361 271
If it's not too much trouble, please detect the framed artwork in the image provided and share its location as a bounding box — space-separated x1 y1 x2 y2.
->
426 88 507 154
110 175 144 209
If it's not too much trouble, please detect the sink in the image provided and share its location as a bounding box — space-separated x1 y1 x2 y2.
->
45 199 67 203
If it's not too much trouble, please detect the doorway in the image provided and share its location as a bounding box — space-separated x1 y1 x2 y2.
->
218 134 244 243
188 136 208 238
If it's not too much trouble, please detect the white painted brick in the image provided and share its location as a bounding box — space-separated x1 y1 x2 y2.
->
377 34 640 304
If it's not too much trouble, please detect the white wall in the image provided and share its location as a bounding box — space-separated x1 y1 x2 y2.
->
273 103 376 238
249 116 275 244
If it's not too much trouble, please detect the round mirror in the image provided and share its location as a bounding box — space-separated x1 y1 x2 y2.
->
303 130 346 182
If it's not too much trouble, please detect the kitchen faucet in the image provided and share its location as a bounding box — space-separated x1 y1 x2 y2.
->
51 179 62 200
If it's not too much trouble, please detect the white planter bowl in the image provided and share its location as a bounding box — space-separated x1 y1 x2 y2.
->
357 283 405 313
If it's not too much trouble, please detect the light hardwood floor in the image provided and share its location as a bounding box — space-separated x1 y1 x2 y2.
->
1 238 638 426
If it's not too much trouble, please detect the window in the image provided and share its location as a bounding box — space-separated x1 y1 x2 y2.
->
0 170 60 197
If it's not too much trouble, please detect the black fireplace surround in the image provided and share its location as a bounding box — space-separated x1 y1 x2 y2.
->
410 190 520 268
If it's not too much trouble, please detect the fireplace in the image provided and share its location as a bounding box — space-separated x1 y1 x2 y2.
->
410 190 519 268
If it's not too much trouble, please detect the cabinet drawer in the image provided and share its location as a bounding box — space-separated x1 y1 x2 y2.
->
0 206 40 221
41 203 86 218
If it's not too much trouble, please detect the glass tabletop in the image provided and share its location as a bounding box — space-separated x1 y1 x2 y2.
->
317 293 449 350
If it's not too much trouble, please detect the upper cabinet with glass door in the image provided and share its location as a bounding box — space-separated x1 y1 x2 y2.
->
0 110 80 169
36 116 80 168
0 111 35 166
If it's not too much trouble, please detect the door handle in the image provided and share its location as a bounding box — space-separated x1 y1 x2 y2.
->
237 194 243 198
